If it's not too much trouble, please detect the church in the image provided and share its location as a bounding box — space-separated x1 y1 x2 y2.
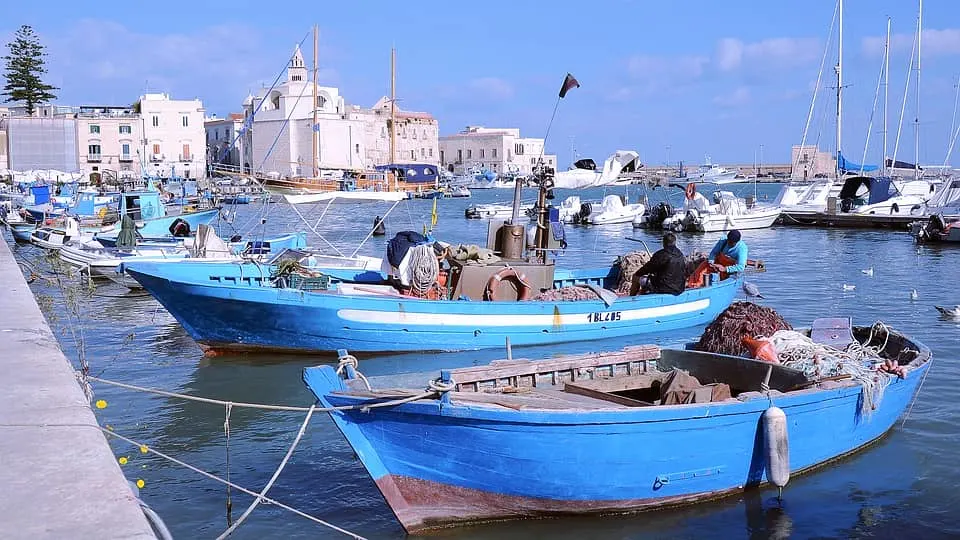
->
241 45 439 177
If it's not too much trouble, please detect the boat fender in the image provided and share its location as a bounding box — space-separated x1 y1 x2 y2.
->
742 336 779 364
762 406 790 490
685 183 696 200
890 203 899 215
484 268 532 301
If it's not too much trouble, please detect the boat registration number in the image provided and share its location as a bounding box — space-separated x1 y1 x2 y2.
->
587 311 622 323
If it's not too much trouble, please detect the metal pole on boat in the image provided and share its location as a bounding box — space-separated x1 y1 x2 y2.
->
312 25 319 179
883 17 890 176
505 336 512 362
836 0 843 179
915 0 922 181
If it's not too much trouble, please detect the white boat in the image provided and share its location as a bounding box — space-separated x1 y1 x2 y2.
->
464 203 533 220
283 190 408 204
663 190 780 232
585 194 646 225
448 186 471 198
29 217 87 250
553 151 640 190
675 159 740 184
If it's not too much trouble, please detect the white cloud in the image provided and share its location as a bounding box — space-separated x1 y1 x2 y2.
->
714 37 821 72
863 28 960 57
713 86 751 107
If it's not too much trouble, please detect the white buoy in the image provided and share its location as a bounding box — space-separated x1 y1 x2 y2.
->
762 406 790 495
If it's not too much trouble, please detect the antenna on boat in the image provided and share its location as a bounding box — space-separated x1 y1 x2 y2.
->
312 25 319 178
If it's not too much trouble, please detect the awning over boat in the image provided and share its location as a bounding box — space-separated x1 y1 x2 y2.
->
838 176 895 205
573 158 597 171
375 163 439 184
837 152 878 174
283 191 408 204
885 157 922 171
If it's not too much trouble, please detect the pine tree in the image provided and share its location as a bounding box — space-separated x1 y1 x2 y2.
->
2 25 58 116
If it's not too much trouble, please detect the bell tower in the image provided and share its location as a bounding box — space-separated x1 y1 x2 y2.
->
288 45 307 83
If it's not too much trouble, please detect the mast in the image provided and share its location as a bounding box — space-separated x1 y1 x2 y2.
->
836 0 843 178
390 48 396 166
312 25 319 178
915 0 922 180
883 17 890 176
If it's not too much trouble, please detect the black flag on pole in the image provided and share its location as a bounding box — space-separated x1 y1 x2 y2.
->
558 73 580 98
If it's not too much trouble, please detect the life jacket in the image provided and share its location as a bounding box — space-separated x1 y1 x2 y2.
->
713 252 737 280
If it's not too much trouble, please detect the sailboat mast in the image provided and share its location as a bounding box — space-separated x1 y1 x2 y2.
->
915 0 922 180
390 48 396 165
312 25 319 178
836 0 843 178
883 17 890 176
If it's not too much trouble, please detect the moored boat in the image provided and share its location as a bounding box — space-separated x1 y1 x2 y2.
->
303 319 930 533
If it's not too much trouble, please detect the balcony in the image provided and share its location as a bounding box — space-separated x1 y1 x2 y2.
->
119 154 133 162
179 154 193 162
87 154 102 163
150 154 163 162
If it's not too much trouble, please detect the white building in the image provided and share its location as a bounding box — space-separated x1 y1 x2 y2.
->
242 45 439 177
75 105 141 181
439 126 556 176
139 92 206 179
205 113 249 171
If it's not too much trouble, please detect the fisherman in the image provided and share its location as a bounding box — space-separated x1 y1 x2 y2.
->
630 232 687 295
709 229 748 276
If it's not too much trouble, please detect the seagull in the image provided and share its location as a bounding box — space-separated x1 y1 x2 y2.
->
935 305 960 319
842 284 856 291
910 289 919 301
861 267 874 277
743 281 764 299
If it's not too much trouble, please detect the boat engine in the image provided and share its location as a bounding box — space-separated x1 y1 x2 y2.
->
575 202 593 225
646 202 673 229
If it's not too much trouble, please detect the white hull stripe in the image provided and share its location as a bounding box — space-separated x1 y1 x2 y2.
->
337 299 711 327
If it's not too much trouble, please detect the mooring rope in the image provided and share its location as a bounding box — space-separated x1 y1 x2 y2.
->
215 405 316 539
101 427 366 539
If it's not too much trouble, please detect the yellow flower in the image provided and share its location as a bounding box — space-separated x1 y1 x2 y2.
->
136 479 145 489
118 457 128 465
139 445 148 454
95 400 107 409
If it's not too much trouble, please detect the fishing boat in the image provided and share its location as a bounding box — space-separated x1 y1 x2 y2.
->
125 169 740 354
584 194 646 225
93 190 220 246
674 159 740 185
448 185 471 198
29 217 83 250
303 319 930 533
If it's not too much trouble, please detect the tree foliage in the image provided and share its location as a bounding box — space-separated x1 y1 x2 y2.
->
2 25 58 115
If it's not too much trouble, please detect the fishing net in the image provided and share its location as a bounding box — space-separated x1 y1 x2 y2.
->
693 302 793 356
614 251 651 294
768 327 894 417
532 286 600 302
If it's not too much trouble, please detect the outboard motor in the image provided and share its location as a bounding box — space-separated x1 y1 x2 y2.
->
577 202 593 224
168 217 191 237
840 198 854 213
373 216 386 236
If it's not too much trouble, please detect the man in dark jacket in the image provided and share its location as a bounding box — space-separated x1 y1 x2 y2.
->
629 232 687 295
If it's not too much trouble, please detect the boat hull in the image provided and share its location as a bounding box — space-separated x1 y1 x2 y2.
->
696 206 781 232
305 359 929 532
125 262 739 353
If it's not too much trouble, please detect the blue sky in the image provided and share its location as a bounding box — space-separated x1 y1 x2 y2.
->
4 0 960 167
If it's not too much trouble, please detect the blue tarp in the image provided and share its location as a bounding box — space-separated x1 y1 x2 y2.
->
837 152 878 173
30 185 50 205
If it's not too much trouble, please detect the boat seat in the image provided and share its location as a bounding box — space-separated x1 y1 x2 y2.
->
810 317 855 349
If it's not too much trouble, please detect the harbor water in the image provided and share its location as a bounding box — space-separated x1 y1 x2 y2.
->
7 182 960 539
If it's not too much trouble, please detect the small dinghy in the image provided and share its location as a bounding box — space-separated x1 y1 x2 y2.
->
304 318 930 533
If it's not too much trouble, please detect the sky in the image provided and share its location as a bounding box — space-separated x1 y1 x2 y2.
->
4 0 960 168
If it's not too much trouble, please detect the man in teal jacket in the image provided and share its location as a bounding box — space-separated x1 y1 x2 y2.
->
709 229 748 275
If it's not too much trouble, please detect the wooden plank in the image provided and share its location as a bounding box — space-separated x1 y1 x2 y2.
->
449 345 661 385
563 382 654 407
563 373 662 393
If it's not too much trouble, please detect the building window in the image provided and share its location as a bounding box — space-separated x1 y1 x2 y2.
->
531 158 536 165
317 95 326 108
119 124 131 134
420 148 425 158
402 129 407 139
466 149 472 159
422 129 427 139
182 144 191 160
411 150 415 159
355 143 360 154
480 149 485 159
457 149 462 163
121 143 130 158
152 116 159 127
152 143 161 155
89 125 100 134
429 148 434 158
515 143 524 155
88 144 101 160
182 116 189 127
380 127 386 138
492 148 498 158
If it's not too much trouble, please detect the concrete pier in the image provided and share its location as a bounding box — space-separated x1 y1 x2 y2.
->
0 237 155 539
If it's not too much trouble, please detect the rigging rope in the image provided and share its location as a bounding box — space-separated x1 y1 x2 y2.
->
409 244 439 294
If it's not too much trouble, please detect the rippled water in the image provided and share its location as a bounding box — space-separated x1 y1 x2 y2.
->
7 182 960 539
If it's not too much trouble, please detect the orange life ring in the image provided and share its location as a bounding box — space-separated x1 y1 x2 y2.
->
484 267 532 301
685 183 696 200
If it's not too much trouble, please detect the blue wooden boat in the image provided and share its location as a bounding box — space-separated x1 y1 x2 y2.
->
303 322 931 533
123 258 740 354
94 190 219 246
